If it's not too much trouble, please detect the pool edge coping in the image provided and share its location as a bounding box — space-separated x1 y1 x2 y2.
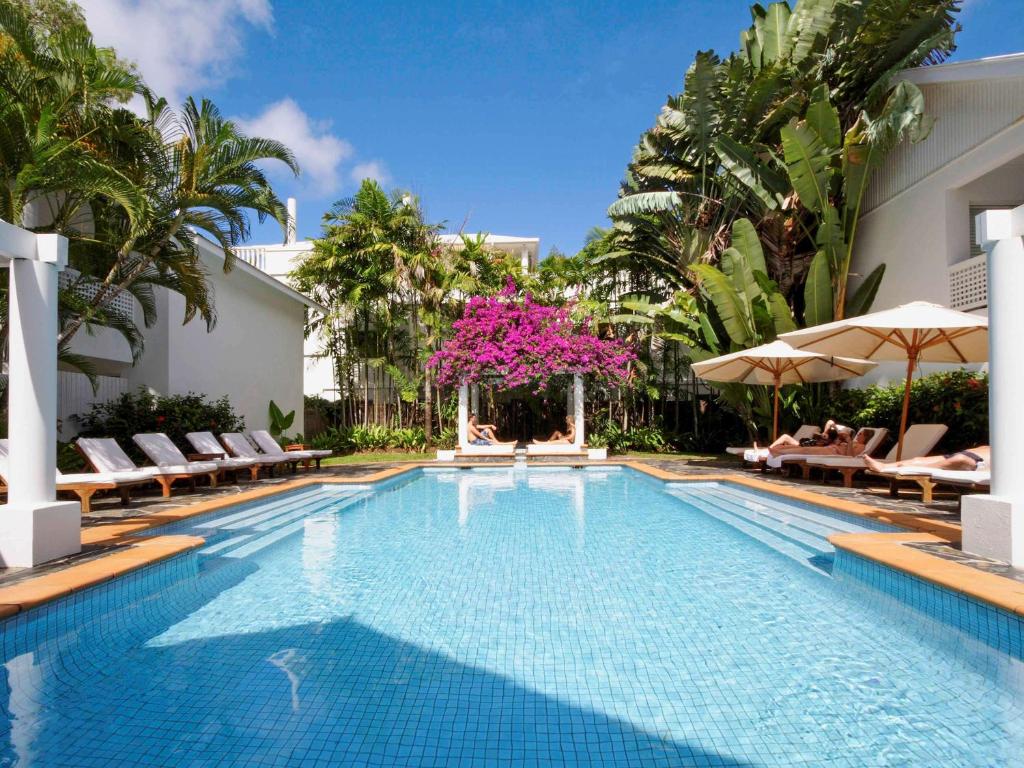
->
2 460 1016 622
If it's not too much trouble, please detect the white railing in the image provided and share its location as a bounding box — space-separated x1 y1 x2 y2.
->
948 255 988 311
58 268 135 318
946 253 987 311
235 246 267 271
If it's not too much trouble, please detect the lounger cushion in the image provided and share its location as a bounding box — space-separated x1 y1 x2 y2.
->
186 431 228 456
58 471 152 485
250 430 315 459
136 463 219 476
931 469 990 485
76 438 139 473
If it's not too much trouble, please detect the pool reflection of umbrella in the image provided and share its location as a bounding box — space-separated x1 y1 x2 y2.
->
781 301 988 459
691 340 877 442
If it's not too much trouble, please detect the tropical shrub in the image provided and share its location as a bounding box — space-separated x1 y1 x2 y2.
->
77 389 244 461
268 400 296 438
308 425 428 454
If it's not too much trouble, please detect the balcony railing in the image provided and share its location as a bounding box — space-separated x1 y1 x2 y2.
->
948 255 988 311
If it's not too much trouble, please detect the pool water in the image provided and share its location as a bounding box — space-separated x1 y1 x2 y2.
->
2 467 1023 766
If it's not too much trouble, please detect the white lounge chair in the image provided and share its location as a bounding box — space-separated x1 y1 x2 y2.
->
0 439 150 513
730 424 818 461
807 424 947 487
250 430 331 469
764 427 889 475
187 431 280 477
221 432 304 473
870 463 988 503
77 437 219 498
135 433 260 482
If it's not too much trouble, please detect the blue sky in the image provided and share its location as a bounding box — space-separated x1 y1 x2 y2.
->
80 0 1022 256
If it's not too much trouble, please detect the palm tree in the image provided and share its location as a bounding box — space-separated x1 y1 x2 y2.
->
292 180 441 430
0 0 145 232
59 95 299 345
609 0 959 329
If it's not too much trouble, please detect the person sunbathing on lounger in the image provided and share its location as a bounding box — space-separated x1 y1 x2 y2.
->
532 416 576 445
864 446 990 473
758 420 850 451
468 414 515 446
768 428 872 458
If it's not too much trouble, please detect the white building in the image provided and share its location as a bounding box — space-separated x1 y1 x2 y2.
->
60 222 322 438
239 206 541 402
851 52 1024 381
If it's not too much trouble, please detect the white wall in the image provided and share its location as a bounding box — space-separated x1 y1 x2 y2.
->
156 262 306 435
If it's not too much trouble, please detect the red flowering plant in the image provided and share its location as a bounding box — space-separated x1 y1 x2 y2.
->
429 280 635 393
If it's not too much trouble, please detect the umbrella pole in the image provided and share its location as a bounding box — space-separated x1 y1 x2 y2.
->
896 353 917 461
772 379 780 443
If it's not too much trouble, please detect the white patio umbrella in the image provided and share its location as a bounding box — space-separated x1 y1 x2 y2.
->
781 301 988 459
690 340 877 442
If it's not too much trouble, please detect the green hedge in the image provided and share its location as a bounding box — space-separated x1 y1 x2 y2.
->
76 388 245 463
824 370 987 453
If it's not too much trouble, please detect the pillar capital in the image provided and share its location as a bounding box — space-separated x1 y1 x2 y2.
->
976 204 1024 250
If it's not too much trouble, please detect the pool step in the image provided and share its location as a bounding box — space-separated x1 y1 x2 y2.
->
667 485 842 571
197 491 370 559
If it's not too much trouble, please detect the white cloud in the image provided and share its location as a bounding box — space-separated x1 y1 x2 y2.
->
350 161 391 186
78 0 273 105
235 98 353 195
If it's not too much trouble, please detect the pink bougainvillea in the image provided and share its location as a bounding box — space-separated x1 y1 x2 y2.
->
429 283 634 392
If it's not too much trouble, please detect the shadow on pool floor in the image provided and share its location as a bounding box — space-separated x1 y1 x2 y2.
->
0 612 760 767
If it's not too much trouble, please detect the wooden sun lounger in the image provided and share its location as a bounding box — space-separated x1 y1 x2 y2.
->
76 438 220 498
0 439 149 513
807 424 948 488
870 467 990 504
765 427 889 479
0 476 144 514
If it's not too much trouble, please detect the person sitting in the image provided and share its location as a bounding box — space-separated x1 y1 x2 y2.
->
533 416 577 444
467 413 515 446
759 420 850 451
865 446 990 473
768 428 872 459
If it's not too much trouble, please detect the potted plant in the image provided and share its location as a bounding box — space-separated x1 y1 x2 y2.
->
435 427 457 461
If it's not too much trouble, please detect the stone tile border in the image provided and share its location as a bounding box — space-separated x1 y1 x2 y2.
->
2 458 1019 625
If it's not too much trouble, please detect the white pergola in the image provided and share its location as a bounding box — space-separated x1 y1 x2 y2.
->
962 206 1024 567
0 219 80 567
457 375 585 452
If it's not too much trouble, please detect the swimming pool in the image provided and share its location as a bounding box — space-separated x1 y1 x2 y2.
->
2 466 1023 766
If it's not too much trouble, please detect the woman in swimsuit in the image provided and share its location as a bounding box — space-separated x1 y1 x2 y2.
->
768 429 871 458
533 416 576 444
864 446 990 473
760 420 849 451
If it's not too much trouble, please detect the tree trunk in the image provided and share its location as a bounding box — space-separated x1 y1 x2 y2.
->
424 367 433 447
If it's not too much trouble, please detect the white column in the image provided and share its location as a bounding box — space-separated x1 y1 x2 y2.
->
573 375 585 448
470 384 480 416
0 230 80 567
457 384 469 451
962 206 1024 566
